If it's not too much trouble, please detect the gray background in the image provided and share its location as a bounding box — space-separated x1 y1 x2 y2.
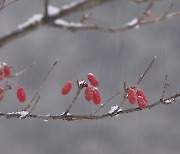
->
0 0 180 154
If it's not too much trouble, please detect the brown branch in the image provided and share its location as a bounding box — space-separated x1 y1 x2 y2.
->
136 56 156 85
1 92 180 121
44 0 49 18
160 75 169 100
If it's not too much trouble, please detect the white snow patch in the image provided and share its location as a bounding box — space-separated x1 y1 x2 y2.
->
18 14 43 29
55 19 83 27
61 112 71 115
108 105 122 117
127 18 138 26
165 100 172 104
48 5 60 16
16 111 29 119
108 105 118 114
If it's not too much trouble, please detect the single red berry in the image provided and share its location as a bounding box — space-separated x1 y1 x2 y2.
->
17 86 26 103
0 68 3 81
136 88 148 103
93 88 101 105
87 73 99 87
127 88 136 104
137 96 147 109
85 86 93 101
61 81 72 95
0 87 4 102
3 64 11 78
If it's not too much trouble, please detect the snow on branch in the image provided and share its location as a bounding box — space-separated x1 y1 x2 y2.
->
0 0 180 48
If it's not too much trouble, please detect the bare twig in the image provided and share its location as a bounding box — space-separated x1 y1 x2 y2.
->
11 61 36 77
44 0 48 18
24 60 59 111
136 56 156 85
160 75 169 101
0 0 5 10
27 96 40 115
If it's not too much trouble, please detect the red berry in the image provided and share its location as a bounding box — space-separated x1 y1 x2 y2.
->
127 88 136 104
85 86 93 101
17 86 26 103
0 68 3 81
137 96 147 109
87 73 99 87
3 64 11 77
61 81 72 95
0 87 4 102
93 88 101 105
136 88 148 103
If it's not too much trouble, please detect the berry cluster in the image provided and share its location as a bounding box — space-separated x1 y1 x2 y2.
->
61 73 101 105
127 87 148 109
0 62 26 103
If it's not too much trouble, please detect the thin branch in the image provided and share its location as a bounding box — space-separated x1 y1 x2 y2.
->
0 0 5 10
27 95 41 115
11 61 36 77
3 0 18 8
160 75 169 100
44 0 48 18
24 60 59 111
64 86 82 115
136 56 156 85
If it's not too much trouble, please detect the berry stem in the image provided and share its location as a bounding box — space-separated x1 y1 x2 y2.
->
64 86 82 115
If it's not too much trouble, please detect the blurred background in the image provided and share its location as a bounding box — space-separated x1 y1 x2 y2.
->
0 0 180 153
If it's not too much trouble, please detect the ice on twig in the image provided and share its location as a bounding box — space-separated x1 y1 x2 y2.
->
48 5 60 16
18 14 43 29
